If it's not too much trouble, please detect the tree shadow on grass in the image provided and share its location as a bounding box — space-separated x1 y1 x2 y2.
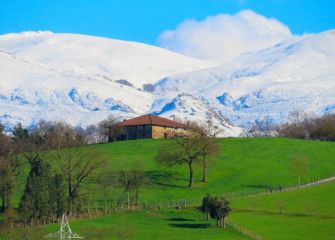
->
240 184 271 189
169 223 211 229
237 209 335 220
144 170 187 188
166 218 195 222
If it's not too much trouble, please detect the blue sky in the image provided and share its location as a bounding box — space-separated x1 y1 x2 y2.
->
0 0 334 45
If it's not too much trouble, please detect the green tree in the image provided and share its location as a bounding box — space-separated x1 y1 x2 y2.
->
200 194 213 221
12 123 29 140
0 122 4 135
19 152 53 224
200 195 231 228
0 135 20 212
0 157 15 212
49 174 66 219
211 197 231 228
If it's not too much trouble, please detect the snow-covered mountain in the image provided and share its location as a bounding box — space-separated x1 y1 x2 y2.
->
0 31 212 88
0 32 224 132
0 48 151 128
152 30 335 129
0 30 335 136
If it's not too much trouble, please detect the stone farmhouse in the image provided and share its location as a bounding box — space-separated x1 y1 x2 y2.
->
117 114 187 140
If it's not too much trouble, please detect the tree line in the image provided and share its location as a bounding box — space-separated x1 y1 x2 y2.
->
278 111 335 141
2 109 332 230
244 110 335 141
0 117 224 228
0 117 147 228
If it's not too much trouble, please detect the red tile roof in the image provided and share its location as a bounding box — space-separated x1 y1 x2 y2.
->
119 114 186 128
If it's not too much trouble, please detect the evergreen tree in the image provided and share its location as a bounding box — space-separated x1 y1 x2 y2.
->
0 135 19 212
200 194 213 221
200 194 231 228
0 123 4 135
13 123 29 140
211 197 231 228
19 152 52 223
49 174 66 218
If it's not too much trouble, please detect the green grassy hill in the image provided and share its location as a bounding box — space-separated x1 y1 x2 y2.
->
13 137 335 207
1 209 248 240
5 181 335 240
229 181 335 240
3 137 335 239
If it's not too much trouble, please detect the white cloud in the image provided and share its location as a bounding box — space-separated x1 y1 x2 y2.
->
158 10 293 63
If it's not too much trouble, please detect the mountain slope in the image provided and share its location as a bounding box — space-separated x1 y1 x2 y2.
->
0 31 334 135
0 32 221 131
0 49 152 128
151 30 335 128
0 31 212 88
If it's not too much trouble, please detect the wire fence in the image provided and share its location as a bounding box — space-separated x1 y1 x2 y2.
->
226 219 264 240
1 173 334 230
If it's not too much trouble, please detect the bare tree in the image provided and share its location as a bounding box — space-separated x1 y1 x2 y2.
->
287 109 309 125
130 167 146 206
114 225 133 240
275 200 287 215
84 124 103 144
96 173 115 214
244 124 261 137
250 116 275 137
55 135 106 215
155 137 202 188
291 153 309 188
118 166 146 208
31 121 77 150
187 121 220 183
279 110 315 139
99 115 123 142
118 170 132 209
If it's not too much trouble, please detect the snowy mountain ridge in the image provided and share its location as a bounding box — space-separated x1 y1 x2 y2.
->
0 30 335 136
151 30 335 129
0 31 213 88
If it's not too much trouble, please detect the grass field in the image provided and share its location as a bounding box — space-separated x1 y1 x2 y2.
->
2 137 335 239
12 137 335 207
229 181 335 240
0 209 248 240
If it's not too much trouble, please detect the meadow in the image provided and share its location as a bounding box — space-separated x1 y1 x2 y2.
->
12 137 335 207
4 181 335 240
3 137 335 239
1 209 248 240
229 181 335 240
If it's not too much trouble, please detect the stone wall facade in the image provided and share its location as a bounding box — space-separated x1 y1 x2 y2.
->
152 126 187 139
